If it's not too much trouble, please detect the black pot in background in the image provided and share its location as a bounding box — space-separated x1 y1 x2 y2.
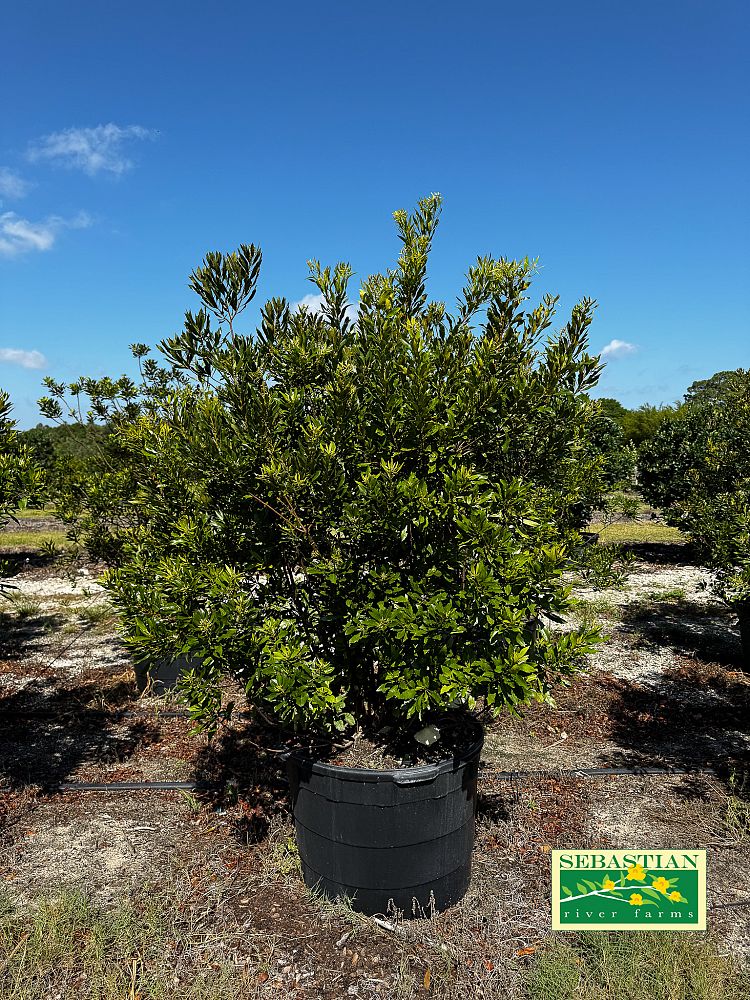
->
133 654 195 694
285 727 483 917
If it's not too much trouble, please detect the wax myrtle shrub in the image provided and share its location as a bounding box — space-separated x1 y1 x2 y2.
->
38 368 172 566
640 369 750 668
584 411 636 489
0 392 45 528
0 392 45 594
40 196 605 732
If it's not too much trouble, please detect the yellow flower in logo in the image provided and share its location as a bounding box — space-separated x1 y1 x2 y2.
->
629 893 643 906
602 877 616 891
626 863 647 881
668 891 681 902
652 877 670 893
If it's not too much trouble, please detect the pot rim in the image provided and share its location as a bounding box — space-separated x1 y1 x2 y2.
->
283 724 484 785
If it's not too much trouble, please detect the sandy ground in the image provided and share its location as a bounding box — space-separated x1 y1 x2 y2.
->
1 534 749 993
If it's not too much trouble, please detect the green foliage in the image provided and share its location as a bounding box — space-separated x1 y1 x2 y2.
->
622 403 680 446
42 195 605 732
19 420 109 467
585 412 636 487
684 370 739 407
572 541 635 590
596 397 680 447
640 369 750 661
599 491 640 527
595 397 628 425
0 393 45 594
36 387 155 564
637 410 702 508
0 393 45 529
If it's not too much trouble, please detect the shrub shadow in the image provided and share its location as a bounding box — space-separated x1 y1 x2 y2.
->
476 790 513 823
620 541 695 566
0 678 159 790
619 599 741 668
0 608 67 664
593 662 750 797
192 719 290 844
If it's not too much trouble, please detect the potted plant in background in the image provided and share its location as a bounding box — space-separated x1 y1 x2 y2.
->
40 195 604 913
37 376 202 692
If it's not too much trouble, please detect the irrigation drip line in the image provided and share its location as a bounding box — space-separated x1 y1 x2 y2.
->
478 764 722 781
0 707 192 722
48 762 729 794
58 780 204 792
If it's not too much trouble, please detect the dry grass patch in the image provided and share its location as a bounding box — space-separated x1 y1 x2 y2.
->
527 930 749 1000
0 885 263 999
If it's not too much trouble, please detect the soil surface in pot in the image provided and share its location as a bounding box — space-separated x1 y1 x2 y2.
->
293 713 482 770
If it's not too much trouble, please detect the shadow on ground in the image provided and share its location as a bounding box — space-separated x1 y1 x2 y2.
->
588 659 750 798
619 541 695 565
0 678 159 790
193 720 290 843
619 597 742 668
0 608 67 664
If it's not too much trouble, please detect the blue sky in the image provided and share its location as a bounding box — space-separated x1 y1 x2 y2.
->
1 0 748 428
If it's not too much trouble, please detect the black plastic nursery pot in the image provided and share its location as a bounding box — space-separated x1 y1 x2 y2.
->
133 654 195 694
285 727 484 917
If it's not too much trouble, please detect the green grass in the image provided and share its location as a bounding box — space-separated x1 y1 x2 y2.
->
640 586 688 603
3 597 43 619
527 931 748 1000
0 530 69 551
8 507 57 520
573 597 622 622
588 522 685 545
75 603 116 627
0 889 259 1000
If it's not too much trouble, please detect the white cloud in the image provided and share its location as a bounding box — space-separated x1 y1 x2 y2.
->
0 168 31 200
0 211 92 257
0 348 47 370
293 292 357 322
294 292 326 312
27 123 156 176
600 339 637 358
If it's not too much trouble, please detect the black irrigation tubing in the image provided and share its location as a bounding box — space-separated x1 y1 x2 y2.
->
49 762 729 794
478 763 722 781
0 708 192 721
58 780 202 792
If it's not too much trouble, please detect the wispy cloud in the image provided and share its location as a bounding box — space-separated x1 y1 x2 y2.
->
294 292 326 312
0 211 92 257
0 347 47 370
293 292 357 322
27 123 156 176
0 168 32 201
600 339 637 358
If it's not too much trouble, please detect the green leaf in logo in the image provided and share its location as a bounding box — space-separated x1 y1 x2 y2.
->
639 886 663 900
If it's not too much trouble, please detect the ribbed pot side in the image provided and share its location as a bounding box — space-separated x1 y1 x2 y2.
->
285 731 483 917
